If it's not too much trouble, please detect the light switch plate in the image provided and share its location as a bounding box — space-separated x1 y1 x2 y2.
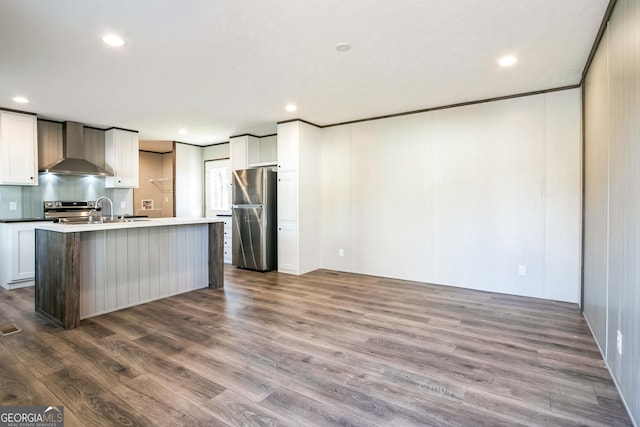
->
120 201 126 209
9 202 17 211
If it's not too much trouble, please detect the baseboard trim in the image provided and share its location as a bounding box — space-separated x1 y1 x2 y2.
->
1 280 35 290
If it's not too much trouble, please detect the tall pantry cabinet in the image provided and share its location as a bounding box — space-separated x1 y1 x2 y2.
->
276 120 321 275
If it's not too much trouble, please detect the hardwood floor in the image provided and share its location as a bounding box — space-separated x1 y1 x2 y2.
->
0 265 632 426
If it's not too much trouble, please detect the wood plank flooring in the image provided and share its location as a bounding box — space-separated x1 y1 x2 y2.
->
0 266 632 426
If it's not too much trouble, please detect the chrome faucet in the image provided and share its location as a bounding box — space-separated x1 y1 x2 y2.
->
95 196 114 222
88 209 99 223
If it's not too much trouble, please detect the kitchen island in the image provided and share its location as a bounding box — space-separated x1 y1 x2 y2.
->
33 218 224 329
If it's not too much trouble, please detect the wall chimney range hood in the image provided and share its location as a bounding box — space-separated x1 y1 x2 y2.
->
39 121 112 176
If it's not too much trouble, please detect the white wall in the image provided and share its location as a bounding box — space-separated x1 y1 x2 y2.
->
321 88 582 303
583 0 640 422
175 143 203 217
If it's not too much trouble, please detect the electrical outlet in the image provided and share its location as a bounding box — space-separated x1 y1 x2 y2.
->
120 201 126 209
9 202 17 211
338 249 344 257
518 265 527 276
617 330 622 355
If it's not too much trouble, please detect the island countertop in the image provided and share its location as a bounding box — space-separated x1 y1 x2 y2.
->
33 217 224 233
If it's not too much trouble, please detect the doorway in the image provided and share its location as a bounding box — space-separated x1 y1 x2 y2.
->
135 141 175 217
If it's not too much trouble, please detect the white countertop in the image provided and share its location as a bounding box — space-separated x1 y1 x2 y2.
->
33 217 224 233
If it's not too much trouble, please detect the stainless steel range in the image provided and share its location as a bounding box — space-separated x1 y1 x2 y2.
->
43 200 97 222
43 199 148 224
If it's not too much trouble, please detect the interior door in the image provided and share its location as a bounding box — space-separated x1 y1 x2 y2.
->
205 159 231 218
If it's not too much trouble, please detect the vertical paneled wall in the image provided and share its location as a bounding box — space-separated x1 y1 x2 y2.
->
79 224 209 318
583 0 640 423
583 29 610 352
37 120 63 169
321 89 582 303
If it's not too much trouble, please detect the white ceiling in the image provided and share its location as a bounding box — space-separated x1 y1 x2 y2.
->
0 0 608 145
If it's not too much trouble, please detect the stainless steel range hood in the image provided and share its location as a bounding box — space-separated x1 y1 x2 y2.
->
39 121 112 176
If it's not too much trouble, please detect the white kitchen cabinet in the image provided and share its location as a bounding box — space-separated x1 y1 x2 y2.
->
276 124 299 172
277 220 298 272
0 111 38 185
250 135 277 167
0 222 47 289
232 134 277 170
230 136 248 170
277 171 298 221
230 135 259 170
105 128 139 188
219 215 233 263
276 120 321 275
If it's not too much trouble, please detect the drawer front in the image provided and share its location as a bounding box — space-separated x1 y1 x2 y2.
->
223 247 232 263
218 216 232 263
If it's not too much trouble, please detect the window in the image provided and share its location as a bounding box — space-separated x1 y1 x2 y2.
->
205 159 231 216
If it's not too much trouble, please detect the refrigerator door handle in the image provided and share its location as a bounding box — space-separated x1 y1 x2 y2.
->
232 204 264 209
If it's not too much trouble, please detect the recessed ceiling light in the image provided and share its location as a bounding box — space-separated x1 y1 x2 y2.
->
12 96 29 104
498 55 518 67
335 43 351 52
285 104 297 112
178 128 188 135
102 34 126 47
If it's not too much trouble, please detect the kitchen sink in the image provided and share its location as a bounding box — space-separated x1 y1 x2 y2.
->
57 217 150 225
101 217 151 223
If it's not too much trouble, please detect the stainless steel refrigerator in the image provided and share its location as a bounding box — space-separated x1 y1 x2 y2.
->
231 168 277 271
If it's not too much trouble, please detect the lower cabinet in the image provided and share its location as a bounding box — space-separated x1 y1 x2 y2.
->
277 220 298 274
0 222 47 289
219 215 233 264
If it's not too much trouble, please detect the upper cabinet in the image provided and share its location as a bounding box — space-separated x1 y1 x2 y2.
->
230 135 250 171
251 135 277 167
230 134 277 170
105 128 139 188
0 111 38 185
276 124 299 172
230 135 263 170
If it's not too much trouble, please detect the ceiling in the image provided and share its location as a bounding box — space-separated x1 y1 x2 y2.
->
0 0 608 145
